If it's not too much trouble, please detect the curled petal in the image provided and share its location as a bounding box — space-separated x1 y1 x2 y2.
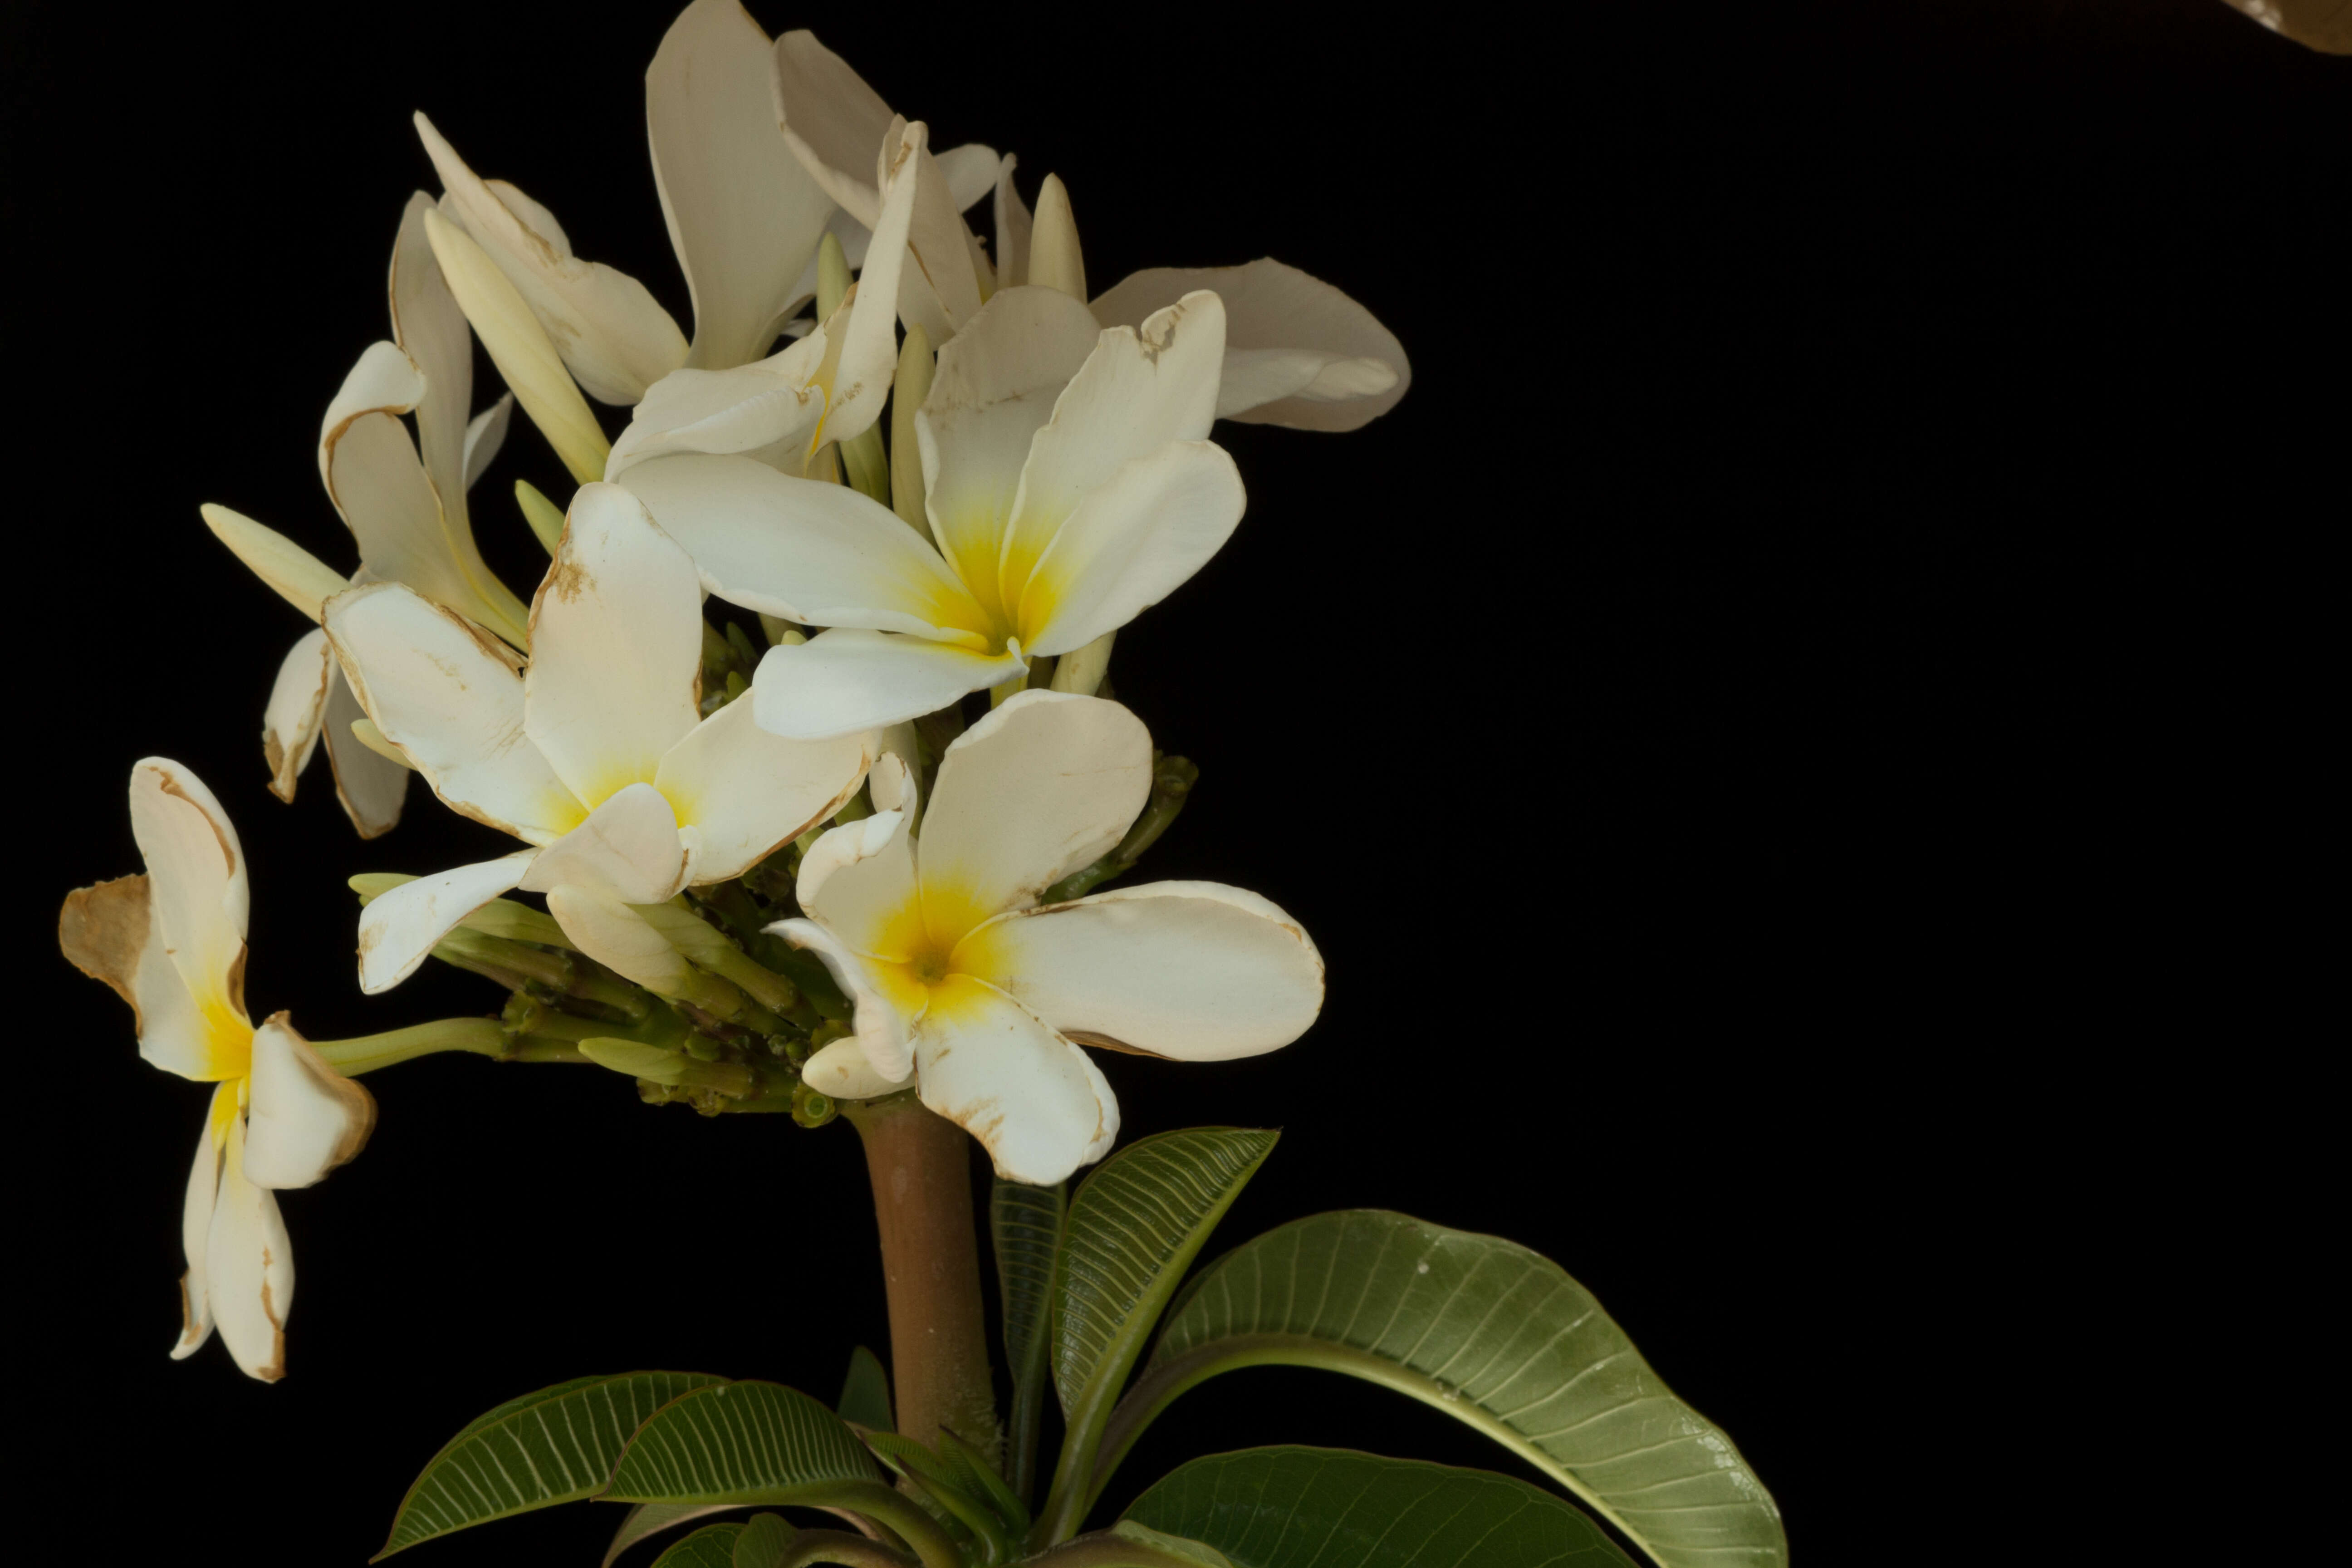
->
319 662 409 839
518 784 696 906
263 630 332 804
954 881 1323 1063
912 975 1116 1186
801 1036 912 1101
206 1115 294 1382
1091 260 1409 431
545 883 691 995
127 759 251 1075
795 808 919 960
752 629 1025 740
769 917 921 1082
243 1013 376 1190
171 1084 235 1362
357 853 535 995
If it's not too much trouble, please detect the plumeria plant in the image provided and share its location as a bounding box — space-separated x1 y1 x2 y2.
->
59 4 1784 1566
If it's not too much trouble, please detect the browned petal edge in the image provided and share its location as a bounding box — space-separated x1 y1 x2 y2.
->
59 874 152 1025
1063 1029 1168 1059
691 735 879 886
176 1270 205 1355
265 1012 380 1175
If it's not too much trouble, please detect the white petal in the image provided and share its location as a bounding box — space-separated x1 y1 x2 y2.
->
621 453 988 639
604 344 830 479
655 694 872 882
319 661 409 839
523 484 701 807
263 630 331 804
416 113 686 403
937 144 1001 213
127 759 250 1065
889 115 983 333
318 339 425 479
651 0 836 372
867 745 915 814
916 691 1150 938
202 505 351 622
1091 260 1409 431
768 917 918 1081
954 881 1323 1063
771 29 892 225
544 883 691 994
389 192 475 530
998 293 1226 620
357 852 535 994
753 629 1025 740
796 808 919 960
171 1086 231 1361
916 285 1103 618
1018 440 1245 657
800 1035 912 1101
206 1114 294 1382
325 582 582 841
991 154 1031 291
462 395 514 489
912 975 1114 1186
519 784 696 905
318 343 530 646
242 1013 376 1189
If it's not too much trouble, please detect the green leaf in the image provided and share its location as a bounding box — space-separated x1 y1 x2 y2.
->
838 1345 894 1432
732 1513 794 1568
1037 1128 1277 1543
1122 1447 1632 1568
649 1524 742 1568
992 1176 1064 1503
1106 1212 1784 1568
604 1380 882 1504
603 1504 741 1568
376 1372 726 1559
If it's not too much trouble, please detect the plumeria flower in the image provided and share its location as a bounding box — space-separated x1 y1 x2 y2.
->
57 761 375 1382
205 191 526 837
323 482 872 992
781 691 1323 1186
768 29 1408 428
619 284 1243 737
416 0 993 402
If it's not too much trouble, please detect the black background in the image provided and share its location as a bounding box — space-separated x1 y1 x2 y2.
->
5 3 2337 1563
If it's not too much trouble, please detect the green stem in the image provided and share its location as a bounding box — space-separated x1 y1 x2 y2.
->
309 1017 505 1075
778 1531 919 1568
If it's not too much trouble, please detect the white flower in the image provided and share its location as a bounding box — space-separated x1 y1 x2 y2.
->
58 761 375 1382
618 285 1245 737
205 191 527 837
323 484 873 993
769 29 1407 428
777 691 1323 1185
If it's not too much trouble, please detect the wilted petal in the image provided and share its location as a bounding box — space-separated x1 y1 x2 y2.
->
357 852 535 994
771 29 892 224
1091 260 1409 431
653 694 871 882
913 975 1114 1186
621 454 988 638
243 1013 376 1189
172 1084 235 1361
416 113 686 403
753 628 1025 740
998 293 1225 614
652 0 837 372
319 343 530 647
206 1115 294 1382
126 760 250 1078
768 916 920 1081
326 582 582 842
885 115 984 337
390 192 475 526
319 662 409 839
955 881 1323 1063
992 154 1031 291
59 872 217 1084
519 783 696 905
202 505 351 623
263 630 331 804
800 1035 912 1100
796 808 919 960
916 692 1150 941
916 285 1102 615
1017 441 1245 657
523 485 701 807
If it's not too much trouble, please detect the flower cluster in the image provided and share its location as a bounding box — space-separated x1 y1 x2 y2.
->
64 0 1401 1379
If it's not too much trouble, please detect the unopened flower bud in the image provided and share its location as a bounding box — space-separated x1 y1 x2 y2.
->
1028 175 1086 301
